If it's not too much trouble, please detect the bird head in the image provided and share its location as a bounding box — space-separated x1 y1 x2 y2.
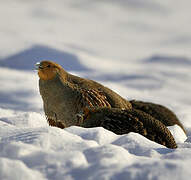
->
36 61 62 80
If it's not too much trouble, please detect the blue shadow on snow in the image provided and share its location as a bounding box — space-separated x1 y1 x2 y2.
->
0 44 89 72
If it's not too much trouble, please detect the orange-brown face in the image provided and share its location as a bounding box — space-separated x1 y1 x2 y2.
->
36 61 62 80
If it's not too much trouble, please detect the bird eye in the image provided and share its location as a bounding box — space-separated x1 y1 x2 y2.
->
47 65 51 68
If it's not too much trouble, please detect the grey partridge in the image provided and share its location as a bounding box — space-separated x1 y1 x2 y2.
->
36 60 184 148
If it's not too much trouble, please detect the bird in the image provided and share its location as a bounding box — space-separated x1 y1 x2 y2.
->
36 60 184 148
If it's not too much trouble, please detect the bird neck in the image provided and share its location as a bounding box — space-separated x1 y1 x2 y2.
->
38 70 56 81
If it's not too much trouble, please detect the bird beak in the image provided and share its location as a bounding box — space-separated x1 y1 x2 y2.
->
35 62 43 70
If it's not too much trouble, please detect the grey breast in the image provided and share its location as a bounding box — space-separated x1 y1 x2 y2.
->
39 75 79 127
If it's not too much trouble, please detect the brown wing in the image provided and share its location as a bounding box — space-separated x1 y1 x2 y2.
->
81 107 177 149
76 88 112 109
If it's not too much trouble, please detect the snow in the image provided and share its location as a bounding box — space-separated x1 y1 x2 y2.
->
0 0 191 179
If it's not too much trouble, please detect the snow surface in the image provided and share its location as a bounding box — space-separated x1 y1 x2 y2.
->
0 0 191 180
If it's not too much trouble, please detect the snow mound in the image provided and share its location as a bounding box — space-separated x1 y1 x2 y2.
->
168 125 187 144
0 119 190 180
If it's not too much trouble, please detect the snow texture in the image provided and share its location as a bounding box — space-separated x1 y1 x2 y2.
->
0 0 191 180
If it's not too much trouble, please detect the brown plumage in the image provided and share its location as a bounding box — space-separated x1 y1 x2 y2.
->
36 60 183 148
79 107 177 149
130 100 186 134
